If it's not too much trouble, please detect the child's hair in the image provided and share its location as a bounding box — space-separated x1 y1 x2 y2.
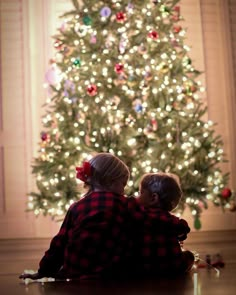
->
140 172 182 211
77 152 129 192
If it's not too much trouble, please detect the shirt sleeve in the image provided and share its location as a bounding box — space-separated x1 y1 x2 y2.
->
127 196 191 237
175 218 190 240
38 203 75 277
150 210 191 238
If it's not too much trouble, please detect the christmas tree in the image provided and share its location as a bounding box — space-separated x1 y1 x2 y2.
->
28 0 233 229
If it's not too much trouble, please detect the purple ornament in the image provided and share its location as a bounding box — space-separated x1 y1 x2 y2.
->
60 21 67 32
71 97 77 104
135 104 143 113
45 65 59 85
100 7 111 17
119 38 126 54
63 90 69 97
64 79 75 92
127 3 134 10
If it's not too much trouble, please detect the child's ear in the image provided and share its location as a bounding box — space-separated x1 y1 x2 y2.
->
150 193 159 206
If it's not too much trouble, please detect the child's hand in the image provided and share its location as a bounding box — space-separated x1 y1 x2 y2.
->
178 233 187 241
19 272 43 280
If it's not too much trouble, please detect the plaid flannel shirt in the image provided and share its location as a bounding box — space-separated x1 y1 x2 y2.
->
38 191 129 279
38 193 192 279
127 197 192 275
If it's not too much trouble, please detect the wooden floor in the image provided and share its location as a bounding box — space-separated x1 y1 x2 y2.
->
1 232 236 295
0 262 235 294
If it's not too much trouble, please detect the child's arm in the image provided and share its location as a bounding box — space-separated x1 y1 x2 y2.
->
20 203 75 280
178 233 187 241
37 204 75 277
175 218 190 240
128 197 190 237
19 271 44 280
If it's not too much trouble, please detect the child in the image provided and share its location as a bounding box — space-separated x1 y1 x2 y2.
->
19 152 130 280
127 172 194 276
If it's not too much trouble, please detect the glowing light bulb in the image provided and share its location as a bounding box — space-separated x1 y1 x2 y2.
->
28 203 34 210
128 180 133 186
127 138 136 146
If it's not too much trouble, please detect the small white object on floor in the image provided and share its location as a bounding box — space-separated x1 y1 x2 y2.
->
22 270 55 285
24 277 55 285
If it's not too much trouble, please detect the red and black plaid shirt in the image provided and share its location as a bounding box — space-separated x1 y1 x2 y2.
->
126 197 192 276
38 191 130 279
38 193 192 279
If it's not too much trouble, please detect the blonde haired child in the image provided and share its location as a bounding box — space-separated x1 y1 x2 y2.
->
20 152 130 280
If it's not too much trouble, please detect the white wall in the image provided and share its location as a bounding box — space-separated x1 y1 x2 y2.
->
0 0 235 238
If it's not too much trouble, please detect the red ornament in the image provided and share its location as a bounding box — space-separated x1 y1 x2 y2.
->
221 188 232 199
116 12 126 22
49 59 56 64
151 119 158 131
41 132 48 141
115 63 124 74
148 30 159 40
54 39 64 51
172 15 179 22
87 84 97 96
172 6 180 22
171 39 179 47
174 6 180 13
190 85 198 93
173 25 182 33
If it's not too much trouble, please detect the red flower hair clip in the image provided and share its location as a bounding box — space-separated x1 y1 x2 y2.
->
76 161 92 182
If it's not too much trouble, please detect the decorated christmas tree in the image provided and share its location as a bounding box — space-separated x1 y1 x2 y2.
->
28 0 234 229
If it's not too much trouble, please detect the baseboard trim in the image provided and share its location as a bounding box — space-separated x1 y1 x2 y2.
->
184 229 236 263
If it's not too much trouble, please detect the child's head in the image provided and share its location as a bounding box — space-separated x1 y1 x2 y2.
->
76 152 130 195
138 172 182 211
